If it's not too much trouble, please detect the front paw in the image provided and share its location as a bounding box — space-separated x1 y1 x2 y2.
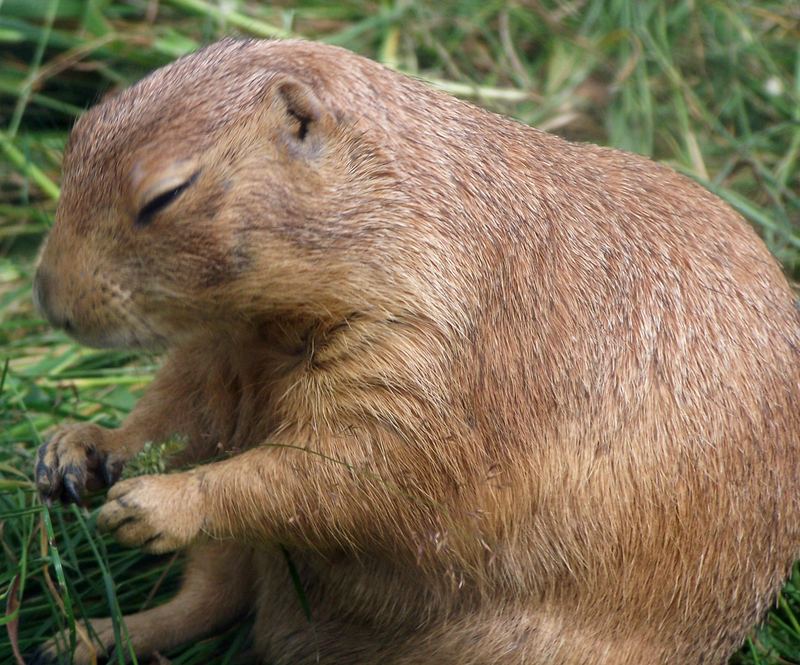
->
97 473 205 553
34 423 123 505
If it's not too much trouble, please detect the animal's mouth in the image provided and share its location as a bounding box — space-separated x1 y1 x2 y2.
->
63 324 132 349
33 268 167 350
65 321 168 351
62 309 169 350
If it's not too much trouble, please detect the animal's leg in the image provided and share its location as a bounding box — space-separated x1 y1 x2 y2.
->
30 542 252 665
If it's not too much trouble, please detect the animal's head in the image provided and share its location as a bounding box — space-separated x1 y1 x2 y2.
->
34 39 404 349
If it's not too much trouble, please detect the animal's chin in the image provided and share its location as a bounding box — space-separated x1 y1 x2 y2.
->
66 325 166 351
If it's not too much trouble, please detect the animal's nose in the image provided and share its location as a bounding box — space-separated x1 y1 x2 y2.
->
33 268 71 331
32 269 51 316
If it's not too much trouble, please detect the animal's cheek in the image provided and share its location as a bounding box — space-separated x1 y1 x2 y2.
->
69 288 122 335
51 271 164 348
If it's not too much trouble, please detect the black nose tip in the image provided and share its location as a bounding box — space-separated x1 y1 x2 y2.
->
32 269 51 317
33 269 71 330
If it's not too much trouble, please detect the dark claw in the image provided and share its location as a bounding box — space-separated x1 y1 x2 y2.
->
62 476 83 505
143 533 163 549
35 442 48 466
34 445 53 492
101 458 115 487
110 515 138 533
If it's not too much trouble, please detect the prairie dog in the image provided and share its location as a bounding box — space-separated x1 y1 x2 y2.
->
31 38 800 664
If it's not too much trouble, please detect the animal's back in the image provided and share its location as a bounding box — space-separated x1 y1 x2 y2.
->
191 40 800 663
179 39 800 664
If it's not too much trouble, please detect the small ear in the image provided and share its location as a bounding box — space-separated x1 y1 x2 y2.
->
275 77 326 143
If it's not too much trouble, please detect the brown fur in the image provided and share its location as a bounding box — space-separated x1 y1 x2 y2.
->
31 38 800 664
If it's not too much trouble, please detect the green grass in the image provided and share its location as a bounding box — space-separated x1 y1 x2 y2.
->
1 1 799 663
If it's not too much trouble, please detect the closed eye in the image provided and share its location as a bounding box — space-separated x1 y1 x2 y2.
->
135 171 200 226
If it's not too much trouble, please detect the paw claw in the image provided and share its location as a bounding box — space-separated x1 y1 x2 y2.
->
101 459 116 487
143 532 163 547
62 474 84 505
111 515 139 533
107 478 135 501
32 424 121 505
34 443 57 497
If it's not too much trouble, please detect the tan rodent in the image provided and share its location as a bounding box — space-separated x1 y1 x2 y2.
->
30 38 800 664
